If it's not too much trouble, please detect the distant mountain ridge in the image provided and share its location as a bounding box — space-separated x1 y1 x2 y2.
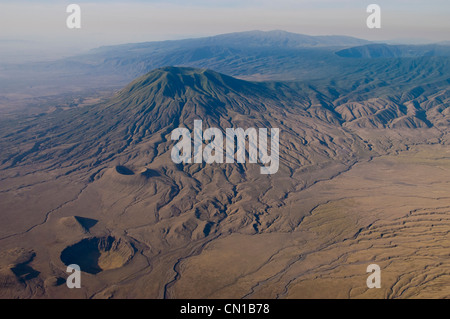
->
0 30 373 99
92 30 371 53
336 43 450 58
1 30 450 113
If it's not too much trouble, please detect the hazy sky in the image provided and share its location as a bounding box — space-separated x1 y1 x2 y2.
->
1 0 449 62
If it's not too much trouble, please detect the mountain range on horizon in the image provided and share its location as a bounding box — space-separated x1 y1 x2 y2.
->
2 29 450 111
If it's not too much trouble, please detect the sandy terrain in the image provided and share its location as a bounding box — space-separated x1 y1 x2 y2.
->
1 142 449 298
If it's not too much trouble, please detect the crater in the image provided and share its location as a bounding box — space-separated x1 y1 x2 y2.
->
139 167 160 178
115 165 134 175
60 236 134 274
